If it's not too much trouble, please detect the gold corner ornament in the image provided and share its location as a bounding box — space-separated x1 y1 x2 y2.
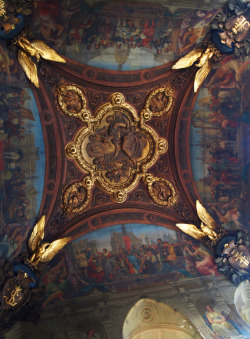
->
176 200 224 246
59 88 177 213
176 200 250 286
16 34 66 88
27 215 72 268
0 215 72 313
172 45 221 92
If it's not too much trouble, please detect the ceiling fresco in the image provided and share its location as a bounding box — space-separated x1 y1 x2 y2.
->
31 1 219 70
41 223 218 308
0 83 45 263
190 82 249 232
0 0 249 338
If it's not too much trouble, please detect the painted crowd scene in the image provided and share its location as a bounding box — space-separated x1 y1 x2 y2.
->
0 83 45 264
41 223 219 308
190 58 250 233
31 0 218 70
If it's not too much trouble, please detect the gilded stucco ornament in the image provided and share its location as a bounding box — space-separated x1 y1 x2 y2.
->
57 85 91 120
0 0 66 87
62 89 177 213
141 86 174 120
215 232 250 285
176 200 225 246
0 215 72 334
0 0 6 18
26 215 72 268
172 44 221 93
146 175 177 206
176 200 250 286
0 0 30 39
172 0 250 92
16 33 66 88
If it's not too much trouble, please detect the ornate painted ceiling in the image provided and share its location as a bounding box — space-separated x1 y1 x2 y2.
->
0 0 249 338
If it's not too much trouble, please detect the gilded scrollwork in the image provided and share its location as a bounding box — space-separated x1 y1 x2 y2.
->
141 86 174 121
63 180 91 214
146 175 177 206
63 90 176 213
57 85 91 121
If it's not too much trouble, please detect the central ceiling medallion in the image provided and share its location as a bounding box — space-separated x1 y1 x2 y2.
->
61 87 177 213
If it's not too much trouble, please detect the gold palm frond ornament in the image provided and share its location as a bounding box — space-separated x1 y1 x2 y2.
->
172 0 250 93
176 200 224 246
0 0 66 87
172 45 221 92
176 201 250 286
15 35 66 88
27 215 72 268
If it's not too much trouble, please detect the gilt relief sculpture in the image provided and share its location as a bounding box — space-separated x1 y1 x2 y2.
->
57 85 89 119
60 88 177 213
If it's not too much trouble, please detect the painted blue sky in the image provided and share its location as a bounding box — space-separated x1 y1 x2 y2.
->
66 46 163 71
24 89 45 212
73 223 178 251
190 87 209 181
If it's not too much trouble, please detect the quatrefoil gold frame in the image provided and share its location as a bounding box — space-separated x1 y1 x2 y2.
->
60 87 177 214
